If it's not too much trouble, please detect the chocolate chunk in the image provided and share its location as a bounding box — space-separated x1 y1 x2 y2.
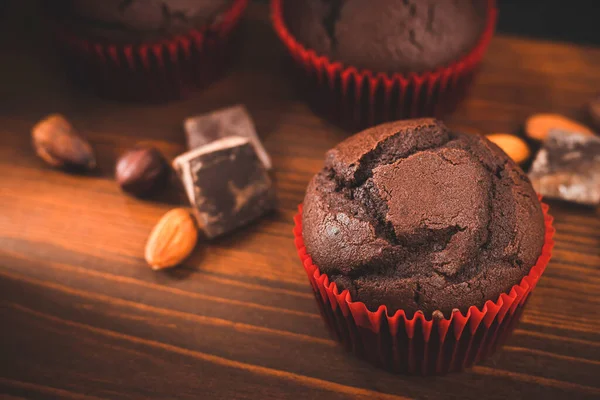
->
184 105 272 170
529 129 600 206
173 136 275 239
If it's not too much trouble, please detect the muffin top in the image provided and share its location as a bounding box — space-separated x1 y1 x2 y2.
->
302 119 545 317
52 0 234 42
283 0 488 73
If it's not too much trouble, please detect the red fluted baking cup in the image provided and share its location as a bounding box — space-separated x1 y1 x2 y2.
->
50 0 248 102
293 197 554 375
272 0 497 129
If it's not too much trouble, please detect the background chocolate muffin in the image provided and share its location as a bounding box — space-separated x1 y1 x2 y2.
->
283 0 488 73
44 0 246 101
302 119 545 317
51 0 234 43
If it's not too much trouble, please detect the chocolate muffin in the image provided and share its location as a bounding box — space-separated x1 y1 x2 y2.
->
44 0 246 102
51 0 234 43
283 0 488 73
302 119 545 317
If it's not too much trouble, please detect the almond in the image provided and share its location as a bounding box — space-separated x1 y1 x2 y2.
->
525 113 593 141
32 114 96 169
486 133 530 164
145 208 198 270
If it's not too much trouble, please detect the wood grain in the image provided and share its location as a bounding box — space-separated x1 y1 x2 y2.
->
1 2 599 399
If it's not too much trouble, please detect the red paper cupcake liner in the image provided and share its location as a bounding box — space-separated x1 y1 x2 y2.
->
272 0 497 129
293 197 554 375
50 0 248 102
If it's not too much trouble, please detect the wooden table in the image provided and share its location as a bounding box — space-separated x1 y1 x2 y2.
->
1 3 599 400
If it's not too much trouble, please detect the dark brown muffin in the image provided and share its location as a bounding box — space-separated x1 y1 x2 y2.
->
50 0 234 43
302 119 545 317
283 0 488 73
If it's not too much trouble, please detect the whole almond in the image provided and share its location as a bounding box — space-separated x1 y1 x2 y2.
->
486 133 530 164
32 114 96 169
145 208 198 270
525 113 593 141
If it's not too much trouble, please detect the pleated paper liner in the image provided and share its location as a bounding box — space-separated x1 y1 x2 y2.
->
293 198 554 375
50 0 248 102
272 0 498 130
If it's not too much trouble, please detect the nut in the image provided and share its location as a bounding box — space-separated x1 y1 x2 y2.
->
116 146 170 197
525 113 593 141
486 133 530 164
32 114 96 169
145 208 198 270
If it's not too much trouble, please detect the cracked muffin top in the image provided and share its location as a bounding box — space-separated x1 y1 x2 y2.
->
283 0 488 73
302 119 545 317
51 0 234 43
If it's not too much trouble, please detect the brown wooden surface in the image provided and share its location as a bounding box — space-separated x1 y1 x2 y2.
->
1 2 600 400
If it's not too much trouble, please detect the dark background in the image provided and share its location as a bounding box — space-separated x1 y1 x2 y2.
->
2 0 599 46
496 0 600 45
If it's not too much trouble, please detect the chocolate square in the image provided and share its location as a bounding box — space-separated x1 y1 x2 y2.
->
184 105 272 170
173 136 275 239
529 129 600 205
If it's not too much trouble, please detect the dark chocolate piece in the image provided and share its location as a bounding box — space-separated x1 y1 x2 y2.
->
173 136 275 239
184 105 272 170
529 129 600 206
